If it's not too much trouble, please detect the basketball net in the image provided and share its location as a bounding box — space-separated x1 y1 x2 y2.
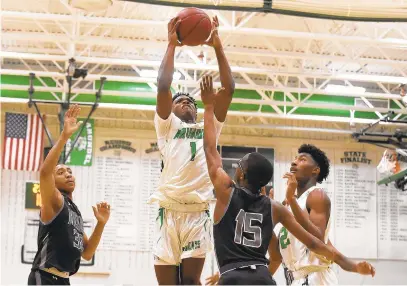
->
377 149 403 174
69 0 113 12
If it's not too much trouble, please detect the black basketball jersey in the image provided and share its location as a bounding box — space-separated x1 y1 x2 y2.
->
214 186 274 274
31 194 84 275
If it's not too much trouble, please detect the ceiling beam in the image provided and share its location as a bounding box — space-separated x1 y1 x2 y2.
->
2 51 406 86
3 11 407 47
1 67 403 101
4 31 406 69
1 96 402 126
2 83 405 114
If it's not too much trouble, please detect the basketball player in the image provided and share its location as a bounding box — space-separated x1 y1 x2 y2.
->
28 105 110 285
149 15 235 285
276 144 375 285
200 75 344 285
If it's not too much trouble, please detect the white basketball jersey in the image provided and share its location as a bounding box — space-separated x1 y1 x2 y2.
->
279 186 332 272
149 112 223 205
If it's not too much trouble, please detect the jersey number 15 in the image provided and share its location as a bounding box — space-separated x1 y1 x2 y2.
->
234 209 263 248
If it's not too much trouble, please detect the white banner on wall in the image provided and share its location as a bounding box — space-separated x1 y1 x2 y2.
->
95 138 142 250
377 170 407 260
333 150 377 259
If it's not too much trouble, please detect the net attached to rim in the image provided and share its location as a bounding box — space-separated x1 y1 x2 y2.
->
377 149 407 175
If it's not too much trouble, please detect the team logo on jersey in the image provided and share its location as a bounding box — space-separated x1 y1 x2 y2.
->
182 240 201 252
173 128 204 139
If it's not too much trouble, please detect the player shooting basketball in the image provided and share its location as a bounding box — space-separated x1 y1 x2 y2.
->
148 15 235 285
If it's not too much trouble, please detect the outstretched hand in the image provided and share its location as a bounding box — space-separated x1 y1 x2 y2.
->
62 104 82 139
356 261 376 277
200 75 223 107
92 202 111 225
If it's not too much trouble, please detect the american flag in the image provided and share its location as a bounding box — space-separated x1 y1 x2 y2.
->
2 113 45 171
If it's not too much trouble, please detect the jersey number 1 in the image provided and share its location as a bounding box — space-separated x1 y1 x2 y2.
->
190 142 197 161
234 209 263 248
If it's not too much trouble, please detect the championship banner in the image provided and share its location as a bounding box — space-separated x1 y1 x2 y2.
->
333 149 377 259
65 118 94 166
25 181 41 209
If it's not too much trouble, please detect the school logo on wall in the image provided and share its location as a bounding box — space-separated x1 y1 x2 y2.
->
340 151 372 165
25 181 41 209
65 118 94 166
145 142 159 154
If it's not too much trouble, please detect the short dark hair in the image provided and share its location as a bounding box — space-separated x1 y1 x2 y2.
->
245 152 274 191
172 92 197 110
298 144 330 183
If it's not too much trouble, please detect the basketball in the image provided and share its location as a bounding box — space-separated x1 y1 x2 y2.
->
176 8 212 46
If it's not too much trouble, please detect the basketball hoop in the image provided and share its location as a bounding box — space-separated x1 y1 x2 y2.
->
69 0 113 12
377 149 399 174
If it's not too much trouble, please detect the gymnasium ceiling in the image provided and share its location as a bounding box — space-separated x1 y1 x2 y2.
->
1 0 407 140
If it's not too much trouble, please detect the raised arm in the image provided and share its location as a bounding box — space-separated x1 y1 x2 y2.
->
271 200 335 262
205 16 235 122
284 173 329 241
156 17 181 120
201 75 233 222
82 202 111 260
39 105 82 222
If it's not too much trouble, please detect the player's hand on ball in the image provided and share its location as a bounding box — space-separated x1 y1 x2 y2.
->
200 75 222 106
205 272 219 285
92 202 111 225
356 261 375 277
62 104 82 139
167 17 182 46
205 16 221 49
283 172 297 203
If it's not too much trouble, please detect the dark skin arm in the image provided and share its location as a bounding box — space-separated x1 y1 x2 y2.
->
285 173 375 277
285 173 329 241
268 232 282 275
271 200 336 262
201 75 233 223
39 105 82 222
156 17 181 120
205 16 235 122
327 239 375 276
81 202 111 261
